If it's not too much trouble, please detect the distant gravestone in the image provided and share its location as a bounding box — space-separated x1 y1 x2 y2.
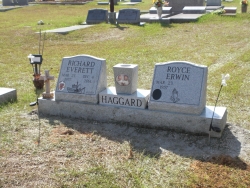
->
2 0 13 6
97 1 109 5
117 8 140 24
182 6 206 14
18 0 28 5
167 0 204 13
130 0 142 2
148 61 207 115
86 9 108 24
206 0 221 6
55 55 107 104
2 0 28 6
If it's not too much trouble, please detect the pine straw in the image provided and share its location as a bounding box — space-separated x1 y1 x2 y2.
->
189 155 250 188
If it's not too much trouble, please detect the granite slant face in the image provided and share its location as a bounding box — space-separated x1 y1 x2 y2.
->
2 0 28 6
167 0 204 13
206 0 221 6
113 64 138 95
86 9 108 24
55 55 107 104
130 0 142 2
182 6 206 14
117 9 140 24
148 61 207 115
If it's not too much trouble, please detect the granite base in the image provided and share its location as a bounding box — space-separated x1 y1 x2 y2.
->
0 87 17 105
38 96 227 138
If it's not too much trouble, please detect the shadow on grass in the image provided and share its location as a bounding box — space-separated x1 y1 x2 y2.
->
41 114 248 169
110 23 130 30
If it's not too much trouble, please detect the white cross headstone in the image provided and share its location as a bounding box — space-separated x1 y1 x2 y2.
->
40 70 54 99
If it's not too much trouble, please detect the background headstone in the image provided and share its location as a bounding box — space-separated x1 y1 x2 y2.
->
182 6 206 14
2 0 28 6
130 0 142 2
86 9 108 24
206 0 221 6
167 0 204 13
117 8 140 24
55 55 107 104
17 0 28 5
148 61 207 115
2 0 14 6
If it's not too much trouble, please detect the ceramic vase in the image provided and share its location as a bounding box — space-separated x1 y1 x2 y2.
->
241 5 247 13
157 6 163 18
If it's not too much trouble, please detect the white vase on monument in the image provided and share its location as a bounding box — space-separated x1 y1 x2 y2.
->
157 6 163 18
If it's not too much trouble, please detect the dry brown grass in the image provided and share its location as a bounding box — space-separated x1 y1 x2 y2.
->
1 113 250 187
189 155 250 187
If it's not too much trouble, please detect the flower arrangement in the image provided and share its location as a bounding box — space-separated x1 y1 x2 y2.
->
212 8 226 15
153 0 169 8
241 0 248 6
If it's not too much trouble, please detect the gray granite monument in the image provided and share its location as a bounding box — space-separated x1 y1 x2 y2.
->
117 8 140 24
86 9 108 24
55 55 107 104
167 0 205 13
2 0 28 6
182 6 206 14
206 0 221 6
38 55 227 138
148 61 207 115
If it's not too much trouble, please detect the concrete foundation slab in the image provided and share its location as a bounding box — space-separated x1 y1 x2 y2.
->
120 2 140 5
37 25 93 34
224 7 237 13
0 87 17 105
140 13 171 23
0 6 22 12
38 96 227 138
149 7 172 14
97 2 109 5
183 6 206 14
169 13 203 23
206 6 224 10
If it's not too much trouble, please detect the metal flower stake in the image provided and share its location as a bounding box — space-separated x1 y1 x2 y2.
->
28 30 46 146
28 30 46 90
209 74 230 142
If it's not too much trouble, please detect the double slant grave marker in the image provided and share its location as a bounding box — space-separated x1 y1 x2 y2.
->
39 54 227 138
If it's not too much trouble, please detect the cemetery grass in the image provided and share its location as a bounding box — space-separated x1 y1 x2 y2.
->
0 2 250 187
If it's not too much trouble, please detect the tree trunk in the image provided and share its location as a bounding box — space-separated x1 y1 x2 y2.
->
110 0 114 12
